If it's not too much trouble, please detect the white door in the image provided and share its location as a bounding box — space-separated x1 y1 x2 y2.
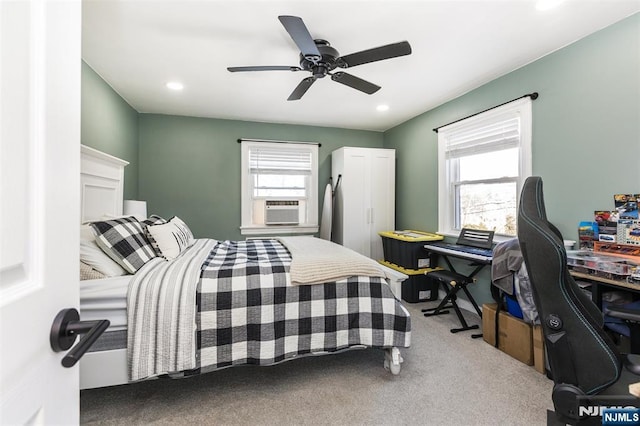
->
343 149 370 257
0 0 81 424
369 150 395 261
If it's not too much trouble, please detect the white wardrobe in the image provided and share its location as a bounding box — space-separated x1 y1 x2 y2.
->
331 147 395 260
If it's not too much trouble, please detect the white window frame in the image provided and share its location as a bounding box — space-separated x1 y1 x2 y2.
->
240 140 319 236
437 97 532 240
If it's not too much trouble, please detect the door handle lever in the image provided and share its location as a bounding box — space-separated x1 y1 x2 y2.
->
50 308 110 368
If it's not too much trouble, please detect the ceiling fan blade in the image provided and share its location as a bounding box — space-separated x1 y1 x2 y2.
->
288 77 316 101
227 66 302 72
337 41 412 68
331 72 380 95
278 15 321 62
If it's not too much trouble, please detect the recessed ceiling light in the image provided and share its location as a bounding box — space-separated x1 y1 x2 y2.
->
166 81 184 91
376 104 389 112
536 0 564 11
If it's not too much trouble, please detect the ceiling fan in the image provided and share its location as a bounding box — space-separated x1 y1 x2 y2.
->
227 15 412 101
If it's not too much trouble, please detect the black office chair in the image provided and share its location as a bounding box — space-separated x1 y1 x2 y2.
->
517 176 640 425
604 300 640 354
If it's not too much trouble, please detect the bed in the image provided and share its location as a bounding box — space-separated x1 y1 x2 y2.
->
78 145 411 390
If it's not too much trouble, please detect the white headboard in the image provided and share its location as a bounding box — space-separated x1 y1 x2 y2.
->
80 145 129 223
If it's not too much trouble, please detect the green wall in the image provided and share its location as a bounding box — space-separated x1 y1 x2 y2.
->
138 114 383 240
81 61 139 199
384 14 640 305
81 15 639 306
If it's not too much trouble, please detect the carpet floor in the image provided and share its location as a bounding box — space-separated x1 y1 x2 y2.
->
80 301 554 425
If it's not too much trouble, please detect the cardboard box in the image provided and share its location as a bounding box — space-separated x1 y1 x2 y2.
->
482 303 533 365
532 325 545 374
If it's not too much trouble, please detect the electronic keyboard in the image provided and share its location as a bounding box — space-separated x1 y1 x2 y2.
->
423 242 494 264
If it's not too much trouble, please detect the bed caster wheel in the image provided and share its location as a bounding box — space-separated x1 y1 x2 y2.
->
384 347 403 375
384 359 402 375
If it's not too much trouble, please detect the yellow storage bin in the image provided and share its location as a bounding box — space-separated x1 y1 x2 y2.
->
379 230 443 270
379 260 441 303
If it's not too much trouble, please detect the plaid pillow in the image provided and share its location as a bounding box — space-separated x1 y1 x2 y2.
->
142 215 167 227
90 216 157 273
143 215 168 256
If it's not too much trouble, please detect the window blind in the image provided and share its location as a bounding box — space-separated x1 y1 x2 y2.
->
445 116 520 159
249 146 312 174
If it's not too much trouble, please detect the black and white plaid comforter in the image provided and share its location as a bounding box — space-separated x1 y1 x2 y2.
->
128 238 411 380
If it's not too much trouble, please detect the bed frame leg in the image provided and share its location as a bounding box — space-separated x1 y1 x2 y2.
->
384 347 403 375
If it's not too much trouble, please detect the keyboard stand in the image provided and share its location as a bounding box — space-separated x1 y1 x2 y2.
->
422 254 487 338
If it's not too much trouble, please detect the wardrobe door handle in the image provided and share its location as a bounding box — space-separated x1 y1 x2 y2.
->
50 308 110 368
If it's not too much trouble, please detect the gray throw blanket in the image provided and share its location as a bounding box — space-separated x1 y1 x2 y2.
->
491 238 522 295
491 238 538 324
127 239 216 381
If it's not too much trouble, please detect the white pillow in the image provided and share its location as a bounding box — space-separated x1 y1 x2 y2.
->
80 224 95 242
80 261 107 280
146 216 195 260
171 216 194 243
80 238 129 277
80 225 128 277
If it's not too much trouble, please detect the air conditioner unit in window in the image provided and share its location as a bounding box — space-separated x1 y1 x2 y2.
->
265 200 299 225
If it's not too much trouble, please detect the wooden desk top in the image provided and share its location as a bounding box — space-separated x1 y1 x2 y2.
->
570 270 640 292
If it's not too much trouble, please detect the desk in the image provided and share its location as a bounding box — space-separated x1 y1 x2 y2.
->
570 270 640 309
572 271 640 353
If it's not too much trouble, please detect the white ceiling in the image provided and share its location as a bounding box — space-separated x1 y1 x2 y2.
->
82 1 640 132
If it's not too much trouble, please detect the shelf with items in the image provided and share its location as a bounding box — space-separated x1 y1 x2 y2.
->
593 241 640 260
567 243 640 283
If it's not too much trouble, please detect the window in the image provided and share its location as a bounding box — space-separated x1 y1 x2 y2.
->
437 97 532 238
240 140 319 235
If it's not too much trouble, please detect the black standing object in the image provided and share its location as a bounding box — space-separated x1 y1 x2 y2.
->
422 228 495 338
422 270 483 337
